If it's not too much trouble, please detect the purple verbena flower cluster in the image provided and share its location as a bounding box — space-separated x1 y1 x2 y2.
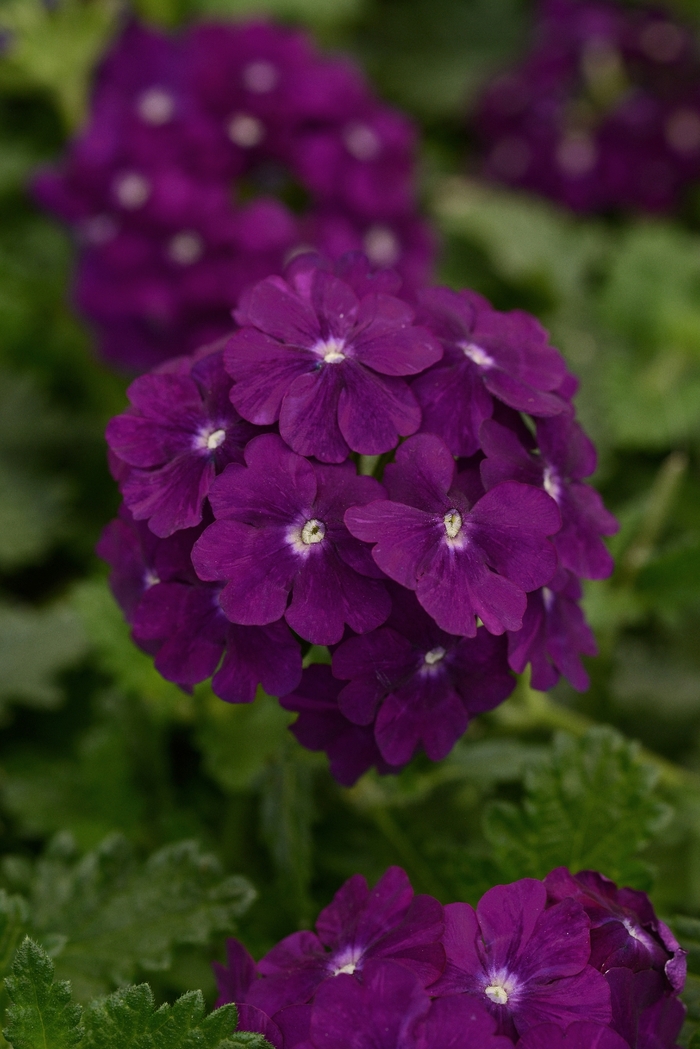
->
215 865 686 1049
34 19 434 371
100 250 617 782
476 0 700 212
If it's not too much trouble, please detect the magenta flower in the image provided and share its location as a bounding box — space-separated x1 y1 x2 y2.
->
480 415 618 580
106 347 260 537
191 434 391 645
280 666 402 786
430 879 611 1040
225 254 442 463
97 504 301 703
215 866 444 1018
411 287 568 458
344 433 561 637
332 585 515 766
507 568 598 693
516 1022 630 1048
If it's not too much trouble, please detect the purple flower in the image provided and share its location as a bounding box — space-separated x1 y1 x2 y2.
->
430 879 611 1040
98 503 302 703
224 254 442 463
280 666 403 786
480 415 618 580
516 1022 631 1048
411 287 568 458
292 105 418 220
191 433 391 645
106 347 260 537
309 212 438 297
297 960 430 1049
344 433 561 638
34 19 436 372
507 568 597 692
331 585 515 766
215 866 445 1018
475 0 700 214
544 869 686 995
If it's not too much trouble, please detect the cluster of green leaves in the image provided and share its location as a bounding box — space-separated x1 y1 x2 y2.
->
1 0 700 1044
2 938 271 1049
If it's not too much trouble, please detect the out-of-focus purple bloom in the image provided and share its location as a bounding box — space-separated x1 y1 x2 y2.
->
476 0 700 213
225 255 441 463
191 434 391 645
97 503 302 703
481 415 618 580
106 347 260 537
544 869 686 994
345 433 560 638
215 865 444 1019
430 879 611 1040
507 567 597 692
411 287 568 458
280 666 402 786
331 585 515 766
34 19 435 371
516 1021 630 1047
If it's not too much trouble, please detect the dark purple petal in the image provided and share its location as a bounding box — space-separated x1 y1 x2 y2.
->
514 967 611 1035
337 365 421 455
417 996 514 1049
469 482 560 592
122 453 215 537
226 328 315 425
306 960 430 1049
212 621 302 703
279 368 348 463
213 938 258 1006
413 358 494 458
516 1022 629 1049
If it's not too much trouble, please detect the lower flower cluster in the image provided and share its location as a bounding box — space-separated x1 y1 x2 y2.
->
99 251 618 783
214 866 686 1049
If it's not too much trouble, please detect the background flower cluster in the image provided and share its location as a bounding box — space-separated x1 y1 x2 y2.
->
33 18 434 371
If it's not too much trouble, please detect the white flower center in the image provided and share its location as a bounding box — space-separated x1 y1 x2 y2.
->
622 918 647 943
485 984 509 1005
168 231 204 266
333 961 357 976
227 112 265 148
424 646 446 667
242 60 278 93
144 569 160 588
114 172 150 209
314 337 346 364
460 342 495 369
301 519 326 545
343 121 381 161
444 509 462 539
137 87 175 125
543 465 561 502
542 586 555 612
81 214 118 245
363 225 400 266
206 429 226 451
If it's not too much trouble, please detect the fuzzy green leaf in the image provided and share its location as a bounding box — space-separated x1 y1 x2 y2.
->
483 728 669 886
3 939 83 1049
0 603 88 712
8 836 255 1002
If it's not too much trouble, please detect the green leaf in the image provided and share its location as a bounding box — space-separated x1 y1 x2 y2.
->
3 941 273 1049
196 689 293 794
70 580 191 720
0 602 88 712
8 835 255 1002
81 985 242 1049
0 0 119 128
3 939 83 1049
483 728 669 886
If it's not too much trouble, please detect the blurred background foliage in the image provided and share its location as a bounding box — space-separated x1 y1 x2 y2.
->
4 0 700 1041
